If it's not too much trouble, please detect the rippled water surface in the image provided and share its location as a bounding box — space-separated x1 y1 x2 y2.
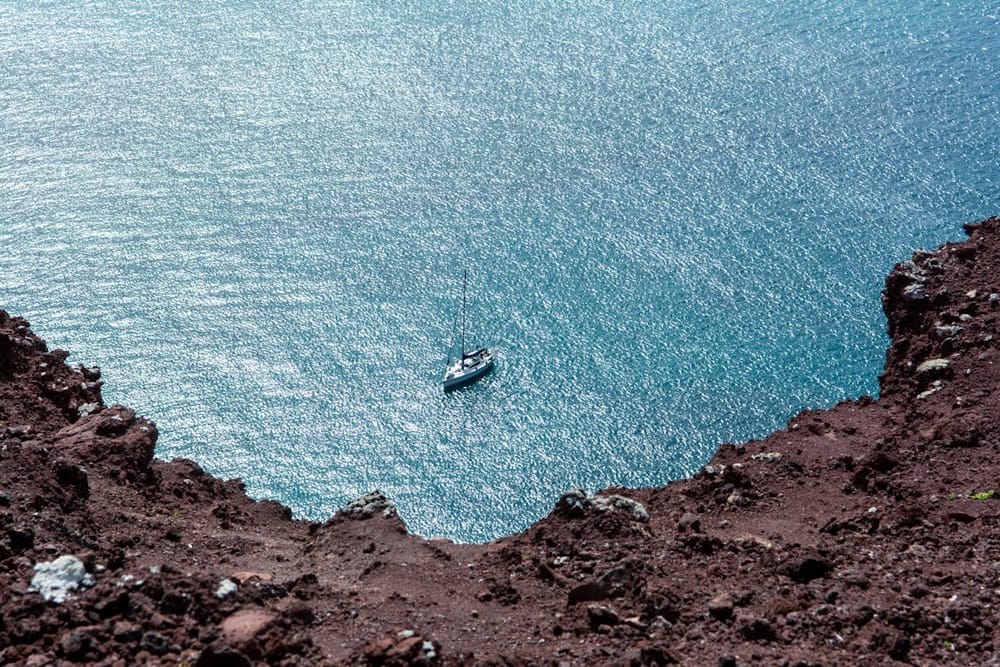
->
1 1 997 540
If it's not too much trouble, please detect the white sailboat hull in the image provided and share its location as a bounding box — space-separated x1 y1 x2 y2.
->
442 348 495 390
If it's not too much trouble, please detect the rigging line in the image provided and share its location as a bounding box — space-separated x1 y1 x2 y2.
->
445 290 461 371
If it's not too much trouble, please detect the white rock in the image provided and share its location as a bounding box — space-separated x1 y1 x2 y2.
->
591 494 650 523
916 358 950 374
116 573 144 588
341 490 396 517
216 578 238 599
902 283 928 302
934 325 963 338
76 402 100 417
30 555 94 603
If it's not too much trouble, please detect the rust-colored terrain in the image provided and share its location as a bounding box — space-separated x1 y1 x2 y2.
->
1 218 998 666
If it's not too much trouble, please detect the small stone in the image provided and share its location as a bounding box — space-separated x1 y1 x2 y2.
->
113 620 143 642
587 603 621 629
7 526 35 552
6 424 31 438
708 592 734 620
139 631 172 656
776 553 833 583
751 452 783 462
736 613 775 641
231 570 273 583
890 634 912 660
215 578 238 599
95 588 129 618
421 640 438 661
555 488 589 517
624 616 647 630
568 566 638 605
59 630 97 659
915 358 949 375
678 512 701 533
285 601 316 625
934 324 963 338
220 609 278 646
77 402 101 417
597 566 639 598
649 616 673 635
902 282 927 303
386 636 425 661
160 591 191 615
568 581 609 605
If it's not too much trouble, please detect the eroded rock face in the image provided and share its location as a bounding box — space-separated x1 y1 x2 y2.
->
880 218 1000 400
54 406 158 480
0 217 999 666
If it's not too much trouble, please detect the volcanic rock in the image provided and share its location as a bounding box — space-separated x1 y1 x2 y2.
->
0 217 998 665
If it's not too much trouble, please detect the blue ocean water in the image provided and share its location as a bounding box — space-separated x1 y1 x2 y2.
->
1 2 997 541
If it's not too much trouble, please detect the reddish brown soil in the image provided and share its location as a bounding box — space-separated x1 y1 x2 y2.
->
1 217 999 666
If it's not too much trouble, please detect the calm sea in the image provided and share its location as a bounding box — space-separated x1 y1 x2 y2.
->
1 1 997 541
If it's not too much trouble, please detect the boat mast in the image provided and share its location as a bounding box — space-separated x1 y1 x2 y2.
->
461 269 467 358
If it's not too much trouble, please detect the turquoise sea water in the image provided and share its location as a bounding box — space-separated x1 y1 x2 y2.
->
1 2 997 541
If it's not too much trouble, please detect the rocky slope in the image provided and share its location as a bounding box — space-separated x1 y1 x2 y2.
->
1 217 998 666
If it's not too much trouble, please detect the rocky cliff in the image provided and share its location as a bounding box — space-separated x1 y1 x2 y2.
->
1 217 998 666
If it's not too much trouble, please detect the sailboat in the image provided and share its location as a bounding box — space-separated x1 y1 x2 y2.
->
442 270 495 391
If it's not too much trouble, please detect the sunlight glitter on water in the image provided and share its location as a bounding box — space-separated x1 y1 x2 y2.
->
1 1 997 541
